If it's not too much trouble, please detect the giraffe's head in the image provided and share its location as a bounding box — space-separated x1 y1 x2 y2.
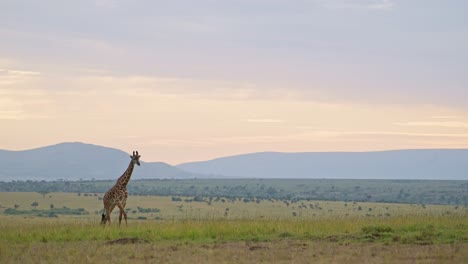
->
131 151 141 166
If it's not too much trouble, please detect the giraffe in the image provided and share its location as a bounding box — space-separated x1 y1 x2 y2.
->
101 151 141 226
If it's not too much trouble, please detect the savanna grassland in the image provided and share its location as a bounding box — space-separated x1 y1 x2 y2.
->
0 188 467 263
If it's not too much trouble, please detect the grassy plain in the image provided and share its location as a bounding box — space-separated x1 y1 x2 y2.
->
0 192 467 263
0 192 466 220
2 179 466 205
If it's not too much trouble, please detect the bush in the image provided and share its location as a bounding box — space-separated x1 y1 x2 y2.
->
4 207 89 216
137 207 160 213
362 225 394 234
4 208 26 215
361 225 394 241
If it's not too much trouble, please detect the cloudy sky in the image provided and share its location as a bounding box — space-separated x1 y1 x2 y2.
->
1 0 468 164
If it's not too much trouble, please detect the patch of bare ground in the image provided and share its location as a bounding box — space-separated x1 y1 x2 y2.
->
173 241 467 264
2 240 466 264
105 237 150 245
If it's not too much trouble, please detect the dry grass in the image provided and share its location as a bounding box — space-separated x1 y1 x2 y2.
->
0 192 465 221
0 192 467 263
1 240 467 264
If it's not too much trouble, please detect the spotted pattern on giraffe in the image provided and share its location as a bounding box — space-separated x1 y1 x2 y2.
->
101 151 140 226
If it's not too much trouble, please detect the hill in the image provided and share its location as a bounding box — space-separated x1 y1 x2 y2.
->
176 150 468 180
0 142 196 181
2 143 467 181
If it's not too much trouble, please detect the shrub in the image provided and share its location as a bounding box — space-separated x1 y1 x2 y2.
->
361 225 394 241
137 207 161 213
362 225 394 234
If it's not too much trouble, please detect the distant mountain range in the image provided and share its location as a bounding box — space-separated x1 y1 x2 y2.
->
0 142 467 181
176 150 468 180
0 142 197 181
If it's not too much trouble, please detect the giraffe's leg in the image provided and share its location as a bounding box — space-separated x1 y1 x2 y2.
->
122 201 128 226
107 205 116 225
117 205 127 226
103 208 110 226
102 202 111 226
102 200 109 226
118 210 123 226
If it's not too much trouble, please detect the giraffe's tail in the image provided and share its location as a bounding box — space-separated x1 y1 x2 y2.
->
100 209 106 224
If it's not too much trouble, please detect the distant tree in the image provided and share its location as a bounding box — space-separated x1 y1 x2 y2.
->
266 187 278 196
171 196 182 202
50 204 54 210
38 191 49 198
31 202 39 209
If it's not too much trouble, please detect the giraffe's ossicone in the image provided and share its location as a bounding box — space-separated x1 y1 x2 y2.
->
101 151 141 226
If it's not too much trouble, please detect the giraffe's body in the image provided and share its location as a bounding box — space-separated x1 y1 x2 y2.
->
101 151 140 226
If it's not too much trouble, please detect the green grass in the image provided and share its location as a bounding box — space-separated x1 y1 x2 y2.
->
0 192 466 246
1 192 466 245
1 192 467 263
1 215 466 245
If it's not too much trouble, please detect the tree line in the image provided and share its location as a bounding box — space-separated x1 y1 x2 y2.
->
0 179 466 206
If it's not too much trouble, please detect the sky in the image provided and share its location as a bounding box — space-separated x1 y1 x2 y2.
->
1 0 468 164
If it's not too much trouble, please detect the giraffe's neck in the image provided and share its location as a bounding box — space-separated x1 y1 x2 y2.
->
116 161 134 189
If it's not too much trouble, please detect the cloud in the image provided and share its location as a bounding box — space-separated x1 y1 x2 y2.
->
0 77 52 120
0 69 40 76
431 115 459 119
0 110 50 120
244 119 286 123
94 0 117 8
0 68 41 85
145 129 468 149
296 130 468 139
347 131 468 138
394 121 468 128
314 0 395 10
367 0 394 10
0 93 51 120
0 110 25 120
58 74 314 101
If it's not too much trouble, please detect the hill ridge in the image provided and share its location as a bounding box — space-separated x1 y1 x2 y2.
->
0 142 196 181
176 149 468 180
